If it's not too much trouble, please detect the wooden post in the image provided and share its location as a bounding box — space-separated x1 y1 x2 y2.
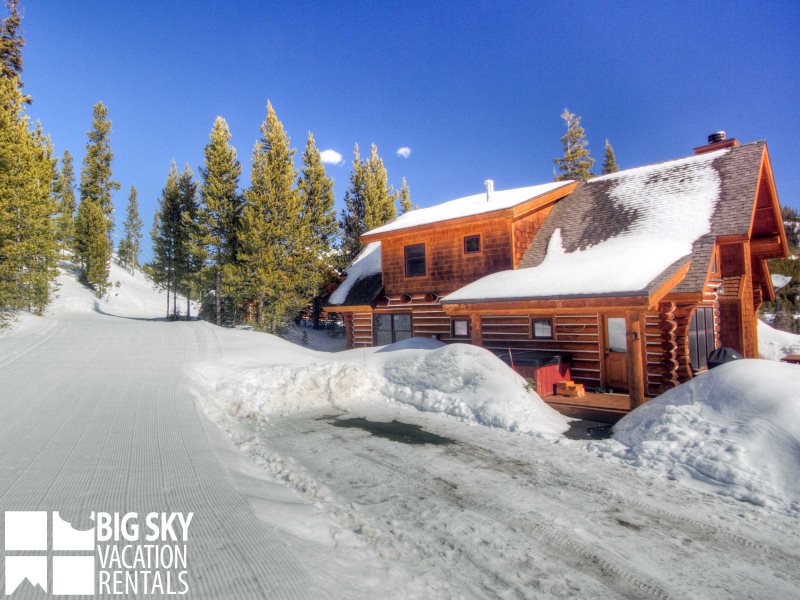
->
626 310 647 408
470 314 482 346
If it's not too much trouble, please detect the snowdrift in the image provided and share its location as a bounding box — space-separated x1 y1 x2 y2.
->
758 319 800 361
609 359 800 510
190 333 569 437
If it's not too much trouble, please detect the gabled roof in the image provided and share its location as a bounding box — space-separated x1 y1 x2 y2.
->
326 242 383 308
362 181 573 238
445 143 768 305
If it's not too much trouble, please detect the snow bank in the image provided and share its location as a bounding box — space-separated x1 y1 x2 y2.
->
190 332 569 437
446 149 725 303
758 319 800 361
607 360 800 510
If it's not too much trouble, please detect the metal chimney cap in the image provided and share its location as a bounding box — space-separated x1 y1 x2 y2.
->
484 179 494 202
708 131 727 144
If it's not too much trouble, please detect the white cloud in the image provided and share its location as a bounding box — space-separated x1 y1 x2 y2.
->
320 149 344 165
396 146 412 159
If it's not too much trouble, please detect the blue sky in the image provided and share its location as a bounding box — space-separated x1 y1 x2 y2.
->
19 1 800 260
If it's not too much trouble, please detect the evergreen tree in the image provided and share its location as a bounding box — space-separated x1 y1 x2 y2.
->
0 0 27 101
298 131 337 253
0 75 57 317
238 102 313 331
197 116 242 326
79 102 119 239
150 163 180 318
74 196 110 295
119 185 142 271
398 177 413 214
54 149 76 249
176 165 202 319
553 108 594 181
602 138 619 174
339 143 397 262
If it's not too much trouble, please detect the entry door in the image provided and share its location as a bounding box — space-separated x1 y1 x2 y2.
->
603 316 628 391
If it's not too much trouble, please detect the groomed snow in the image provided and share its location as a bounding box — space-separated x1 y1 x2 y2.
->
601 359 800 511
327 241 381 305
446 149 727 303
363 181 572 236
190 335 570 437
758 318 800 360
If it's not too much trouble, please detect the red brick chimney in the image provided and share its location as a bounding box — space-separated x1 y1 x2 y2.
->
694 131 741 154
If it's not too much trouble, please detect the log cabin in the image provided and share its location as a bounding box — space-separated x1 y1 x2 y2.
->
325 134 789 420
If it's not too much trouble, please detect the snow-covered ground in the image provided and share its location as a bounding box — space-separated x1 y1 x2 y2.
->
758 318 800 360
2 263 800 598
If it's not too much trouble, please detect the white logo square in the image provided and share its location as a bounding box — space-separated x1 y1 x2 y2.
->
4 511 46 551
4 555 47 594
52 555 95 596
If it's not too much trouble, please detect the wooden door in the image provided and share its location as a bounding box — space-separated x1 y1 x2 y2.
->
603 316 628 391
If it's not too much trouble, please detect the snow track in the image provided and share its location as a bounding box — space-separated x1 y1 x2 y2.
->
0 315 323 599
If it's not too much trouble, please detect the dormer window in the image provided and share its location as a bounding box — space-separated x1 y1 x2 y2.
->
404 243 426 277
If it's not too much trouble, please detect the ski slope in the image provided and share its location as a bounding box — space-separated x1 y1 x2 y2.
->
1 263 800 598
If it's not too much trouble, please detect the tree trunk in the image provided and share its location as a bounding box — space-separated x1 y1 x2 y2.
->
166 277 170 320
215 256 221 326
186 288 191 321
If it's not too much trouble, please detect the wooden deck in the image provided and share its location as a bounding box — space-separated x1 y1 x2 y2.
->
543 391 633 423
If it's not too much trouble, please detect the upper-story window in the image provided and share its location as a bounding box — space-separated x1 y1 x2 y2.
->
464 235 481 254
404 243 426 277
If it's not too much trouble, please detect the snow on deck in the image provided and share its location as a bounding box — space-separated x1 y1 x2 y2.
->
328 241 381 305
446 149 727 303
363 181 572 236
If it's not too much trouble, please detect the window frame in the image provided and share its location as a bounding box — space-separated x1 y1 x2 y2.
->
463 234 481 255
374 313 413 345
404 243 427 278
531 317 554 339
451 318 471 338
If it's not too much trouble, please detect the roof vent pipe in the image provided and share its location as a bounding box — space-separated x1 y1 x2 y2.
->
708 131 726 144
484 179 494 202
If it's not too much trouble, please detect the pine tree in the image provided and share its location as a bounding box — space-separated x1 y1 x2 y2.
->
0 0 27 102
0 75 57 317
238 102 312 331
119 185 142 271
339 143 397 262
197 116 242 326
74 197 110 295
54 149 76 249
176 165 202 319
298 131 337 253
602 138 619 174
398 177 413 214
79 102 119 239
553 108 594 181
151 162 180 318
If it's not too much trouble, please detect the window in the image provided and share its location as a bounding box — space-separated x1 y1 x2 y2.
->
688 306 716 370
404 244 426 277
532 318 553 339
452 318 470 338
464 235 481 254
374 313 413 345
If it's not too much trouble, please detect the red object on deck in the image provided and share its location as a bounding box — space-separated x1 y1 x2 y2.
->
781 355 800 365
513 362 572 396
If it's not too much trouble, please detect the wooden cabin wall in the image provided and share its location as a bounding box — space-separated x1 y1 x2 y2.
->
350 311 373 348
718 240 758 358
511 206 554 267
379 221 513 297
343 313 354 349
477 313 603 388
373 294 452 340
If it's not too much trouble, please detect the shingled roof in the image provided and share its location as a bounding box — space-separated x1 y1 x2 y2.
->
444 142 766 304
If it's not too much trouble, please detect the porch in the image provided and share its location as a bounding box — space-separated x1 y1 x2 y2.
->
542 391 636 424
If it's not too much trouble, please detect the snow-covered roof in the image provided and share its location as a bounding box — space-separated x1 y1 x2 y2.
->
327 242 383 306
444 149 729 304
363 181 573 237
